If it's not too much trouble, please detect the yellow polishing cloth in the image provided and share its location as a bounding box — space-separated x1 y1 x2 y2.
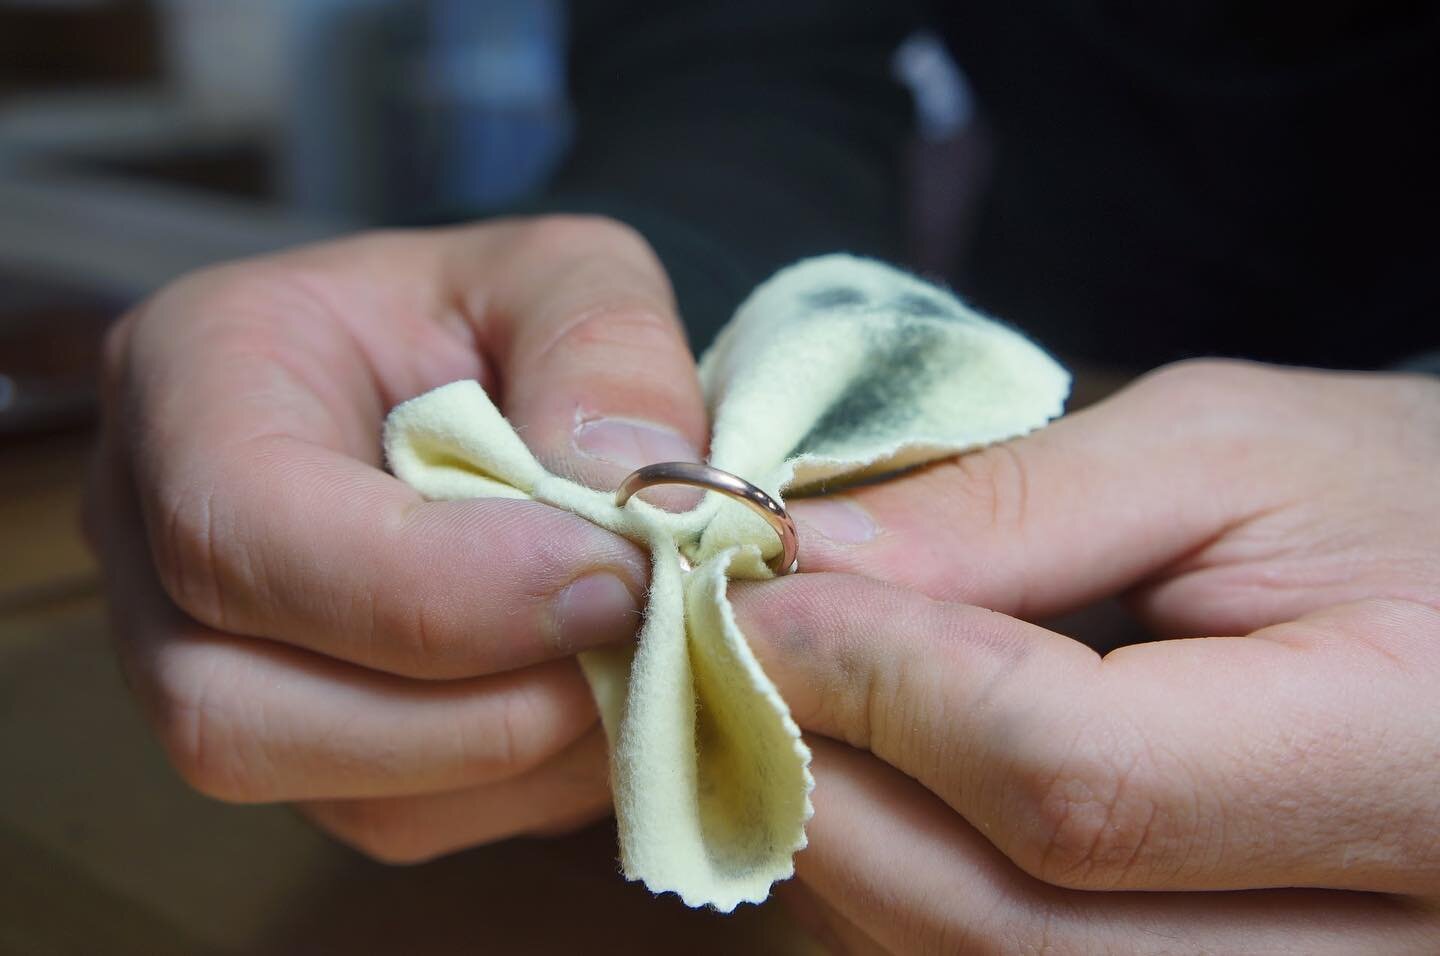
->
383 254 1070 910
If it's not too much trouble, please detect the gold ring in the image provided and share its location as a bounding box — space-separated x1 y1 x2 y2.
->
615 462 799 575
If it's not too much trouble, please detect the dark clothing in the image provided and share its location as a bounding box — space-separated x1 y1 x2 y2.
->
542 1 1439 368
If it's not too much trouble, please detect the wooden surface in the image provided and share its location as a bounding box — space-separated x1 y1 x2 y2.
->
0 429 820 955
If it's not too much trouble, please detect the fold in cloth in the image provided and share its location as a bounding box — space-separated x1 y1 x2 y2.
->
383 254 1070 910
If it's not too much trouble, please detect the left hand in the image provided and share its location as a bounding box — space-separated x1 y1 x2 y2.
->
84 217 709 861
732 361 1440 953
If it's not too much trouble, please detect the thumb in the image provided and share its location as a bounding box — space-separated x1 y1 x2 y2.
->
788 360 1313 625
454 216 708 497
732 572 1440 896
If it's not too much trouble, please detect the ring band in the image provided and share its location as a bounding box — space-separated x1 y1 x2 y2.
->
615 462 799 575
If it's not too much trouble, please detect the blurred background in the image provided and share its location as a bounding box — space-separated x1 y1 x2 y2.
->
0 0 585 438
0 0 1004 439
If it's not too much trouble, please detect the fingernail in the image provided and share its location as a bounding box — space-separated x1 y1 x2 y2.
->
573 416 701 471
791 497 877 544
550 572 641 653
574 416 704 511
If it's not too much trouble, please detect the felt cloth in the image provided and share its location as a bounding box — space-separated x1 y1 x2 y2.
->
383 254 1070 911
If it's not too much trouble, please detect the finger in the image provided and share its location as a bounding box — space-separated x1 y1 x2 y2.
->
457 216 709 497
91 445 600 803
298 729 611 865
127 623 599 805
115 248 649 678
799 738 1438 955
736 574 1440 896
152 437 646 679
789 361 1407 633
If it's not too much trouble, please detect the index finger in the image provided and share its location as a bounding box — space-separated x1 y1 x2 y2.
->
734 573 1440 897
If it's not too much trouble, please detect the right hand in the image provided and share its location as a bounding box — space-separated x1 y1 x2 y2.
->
84 216 709 862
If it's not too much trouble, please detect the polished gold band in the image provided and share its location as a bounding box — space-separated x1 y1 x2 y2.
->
615 462 799 575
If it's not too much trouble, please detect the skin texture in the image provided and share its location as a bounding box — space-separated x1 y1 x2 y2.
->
86 217 707 853
734 361 1440 953
90 218 1440 951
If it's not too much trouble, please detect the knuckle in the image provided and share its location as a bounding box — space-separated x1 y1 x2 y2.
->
453 683 556 779
551 301 680 358
1138 357 1260 396
1004 728 1187 890
460 667 601 781
1126 358 1287 452
523 213 652 261
932 446 1033 608
365 509 531 676
398 592 451 671
938 442 1032 541
146 257 344 353
150 482 233 632
300 228 422 280
391 599 470 677
150 259 269 316
144 646 258 803
1130 358 1273 422
361 571 450 674
370 503 608 678
486 693 526 774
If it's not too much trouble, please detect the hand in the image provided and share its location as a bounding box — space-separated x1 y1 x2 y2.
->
735 361 1440 953
85 216 709 861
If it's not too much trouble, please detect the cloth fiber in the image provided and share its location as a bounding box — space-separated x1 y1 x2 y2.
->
383 254 1071 910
